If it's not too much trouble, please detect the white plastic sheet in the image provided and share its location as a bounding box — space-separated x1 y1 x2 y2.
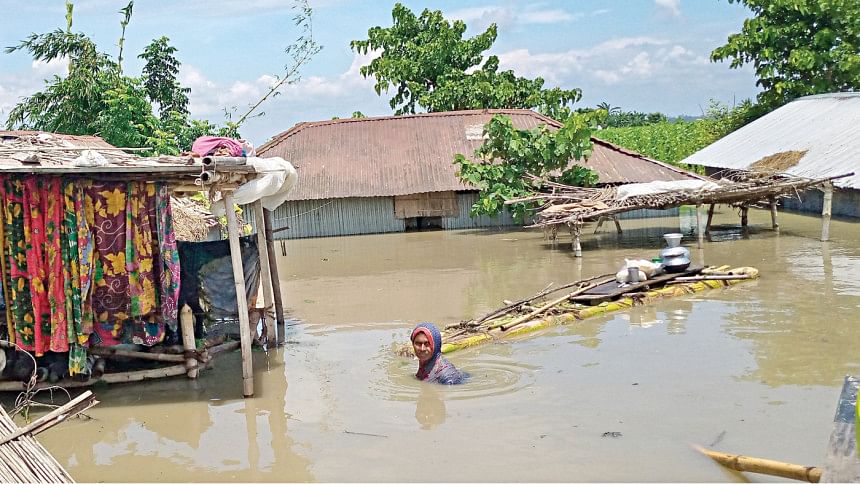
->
616 179 720 200
212 156 298 215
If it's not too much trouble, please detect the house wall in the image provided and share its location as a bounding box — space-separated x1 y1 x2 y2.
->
244 193 683 239
780 187 860 218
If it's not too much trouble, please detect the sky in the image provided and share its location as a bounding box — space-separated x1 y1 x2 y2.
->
0 0 761 147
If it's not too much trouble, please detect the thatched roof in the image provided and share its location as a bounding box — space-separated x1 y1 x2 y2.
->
520 170 852 227
171 197 218 241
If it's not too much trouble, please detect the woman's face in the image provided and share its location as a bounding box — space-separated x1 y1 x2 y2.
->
412 332 433 364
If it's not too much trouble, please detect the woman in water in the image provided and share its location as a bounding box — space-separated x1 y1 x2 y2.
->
411 323 466 384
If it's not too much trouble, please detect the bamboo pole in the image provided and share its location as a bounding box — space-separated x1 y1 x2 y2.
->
224 191 255 397
705 204 715 235
694 445 821 483
593 217 605 234
0 391 98 446
254 201 277 344
821 182 832 242
740 205 749 228
99 364 188 384
489 277 613 331
264 209 286 345
696 203 704 248
88 346 186 363
769 197 779 232
667 274 752 284
180 304 199 378
612 216 622 234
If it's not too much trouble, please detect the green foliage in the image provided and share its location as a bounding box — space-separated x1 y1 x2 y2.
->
4 4 236 155
454 113 600 219
351 111 366 118
712 0 860 109
351 3 580 117
139 36 190 120
594 100 755 167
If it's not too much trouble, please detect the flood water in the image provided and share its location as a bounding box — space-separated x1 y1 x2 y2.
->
29 208 860 481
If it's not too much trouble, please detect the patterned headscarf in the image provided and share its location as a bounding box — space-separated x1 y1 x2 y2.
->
411 322 465 384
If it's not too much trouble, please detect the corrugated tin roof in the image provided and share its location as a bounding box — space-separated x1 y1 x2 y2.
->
680 92 860 189
258 109 701 201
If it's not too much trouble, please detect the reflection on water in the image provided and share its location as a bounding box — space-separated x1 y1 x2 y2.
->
21 207 860 482
415 385 446 430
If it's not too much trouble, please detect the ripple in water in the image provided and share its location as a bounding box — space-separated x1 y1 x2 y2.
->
372 348 539 402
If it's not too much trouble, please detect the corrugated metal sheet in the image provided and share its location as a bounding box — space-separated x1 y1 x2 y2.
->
441 192 520 229
257 109 700 201
681 93 860 189
255 197 405 239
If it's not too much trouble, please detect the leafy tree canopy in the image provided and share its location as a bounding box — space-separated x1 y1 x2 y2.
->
351 3 581 117
712 0 860 109
454 113 601 219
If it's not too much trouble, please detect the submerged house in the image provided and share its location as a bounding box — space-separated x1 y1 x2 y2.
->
257 109 701 239
681 92 860 218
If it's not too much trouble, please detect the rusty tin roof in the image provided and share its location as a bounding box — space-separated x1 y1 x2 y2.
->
258 109 701 201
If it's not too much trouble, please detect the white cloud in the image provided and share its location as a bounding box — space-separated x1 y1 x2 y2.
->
447 5 581 31
655 0 681 17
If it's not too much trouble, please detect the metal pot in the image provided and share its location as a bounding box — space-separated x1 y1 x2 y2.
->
660 246 691 273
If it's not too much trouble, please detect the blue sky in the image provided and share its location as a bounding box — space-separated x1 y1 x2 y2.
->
0 0 760 146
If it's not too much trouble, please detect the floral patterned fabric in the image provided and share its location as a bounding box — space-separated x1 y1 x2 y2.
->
0 175 182 373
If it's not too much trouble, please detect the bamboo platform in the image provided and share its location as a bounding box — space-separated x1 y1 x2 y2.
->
0 391 98 483
400 265 759 356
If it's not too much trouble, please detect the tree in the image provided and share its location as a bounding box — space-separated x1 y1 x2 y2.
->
351 3 580 117
712 0 860 109
454 112 601 219
139 36 190 120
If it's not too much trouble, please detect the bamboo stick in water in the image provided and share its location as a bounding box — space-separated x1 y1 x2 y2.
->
694 445 822 483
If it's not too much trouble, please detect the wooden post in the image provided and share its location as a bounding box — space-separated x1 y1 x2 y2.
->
593 217 605 234
224 191 254 397
740 205 749 228
705 204 715 235
696 203 704 248
253 201 276 345
179 304 198 379
612 216 622 234
571 223 582 257
263 208 286 345
769 197 780 232
821 182 833 242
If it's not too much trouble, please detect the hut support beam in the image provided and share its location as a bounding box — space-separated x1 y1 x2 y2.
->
705 204 715 235
224 192 255 397
180 304 198 378
740 205 749 228
612 216 622 234
570 223 582 257
769 197 779 232
696 203 704 248
593 217 605 234
264 209 286 344
821 182 833 242
253 201 276 345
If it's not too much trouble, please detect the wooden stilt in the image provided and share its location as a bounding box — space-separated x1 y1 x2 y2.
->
705 204 715 235
612 216 622 234
696 203 704 248
253 201 276 345
224 192 255 397
740 205 749 228
821 182 833 241
571 223 582 257
180 304 198 378
263 208 286 345
593 217 605 234
768 199 779 232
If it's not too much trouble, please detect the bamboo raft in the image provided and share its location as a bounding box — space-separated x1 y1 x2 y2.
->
401 265 759 356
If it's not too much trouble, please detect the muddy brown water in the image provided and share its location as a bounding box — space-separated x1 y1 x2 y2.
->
18 208 860 481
